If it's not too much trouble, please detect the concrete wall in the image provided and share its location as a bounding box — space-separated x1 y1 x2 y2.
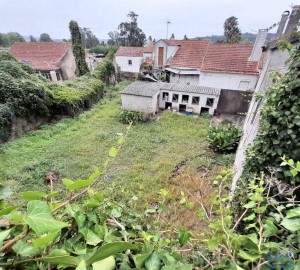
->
170 73 200 85
121 93 159 114
58 49 76 80
158 90 219 115
217 89 253 114
116 56 143 73
231 45 294 193
199 72 258 91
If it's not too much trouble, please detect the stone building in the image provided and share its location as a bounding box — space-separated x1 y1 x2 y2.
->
9 42 76 81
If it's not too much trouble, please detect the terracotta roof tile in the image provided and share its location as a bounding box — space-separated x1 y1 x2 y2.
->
167 40 210 69
201 44 259 75
115 44 155 57
9 42 72 71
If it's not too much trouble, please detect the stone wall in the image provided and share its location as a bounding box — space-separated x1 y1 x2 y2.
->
216 89 253 115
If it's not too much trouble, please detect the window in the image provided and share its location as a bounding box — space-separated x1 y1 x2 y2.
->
192 96 200 105
162 92 169 101
238 80 250 91
172 94 179 103
206 98 214 107
41 71 52 81
182 95 189 104
128 60 132 65
56 71 61 81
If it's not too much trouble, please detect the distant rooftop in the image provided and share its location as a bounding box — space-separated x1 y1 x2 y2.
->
121 81 221 97
9 42 72 71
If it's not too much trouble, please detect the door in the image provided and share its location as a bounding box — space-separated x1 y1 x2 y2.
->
158 47 164 67
165 102 172 110
179 104 186 113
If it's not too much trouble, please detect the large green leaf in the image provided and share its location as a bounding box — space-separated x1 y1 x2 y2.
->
263 220 279 237
86 242 140 265
133 252 152 268
178 228 192 246
238 250 261 262
0 205 20 216
24 200 68 235
21 191 47 201
40 249 80 266
76 261 87 270
92 256 115 270
32 231 59 248
281 218 300 232
286 207 300 218
13 240 40 257
80 227 102 246
0 185 12 200
0 229 11 245
145 252 161 270
67 179 94 191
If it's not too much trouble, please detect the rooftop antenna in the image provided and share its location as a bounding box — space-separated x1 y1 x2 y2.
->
166 20 171 39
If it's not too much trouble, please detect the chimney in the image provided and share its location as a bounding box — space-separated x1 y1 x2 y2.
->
284 5 300 35
249 29 268 61
276 11 290 38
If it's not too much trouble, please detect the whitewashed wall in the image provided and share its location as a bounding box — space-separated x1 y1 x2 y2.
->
170 74 200 85
116 56 143 73
58 49 76 80
154 40 179 67
199 72 258 91
158 90 219 115
121 93 159 114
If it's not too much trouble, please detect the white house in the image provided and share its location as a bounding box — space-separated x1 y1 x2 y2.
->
154 35 268 92
9 42 76 81
120 81 221 115
115 44 155 74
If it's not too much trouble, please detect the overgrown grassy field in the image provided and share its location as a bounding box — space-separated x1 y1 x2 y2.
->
0 83 234 230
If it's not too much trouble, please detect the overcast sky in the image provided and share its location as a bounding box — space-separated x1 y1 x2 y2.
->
0 0 296 40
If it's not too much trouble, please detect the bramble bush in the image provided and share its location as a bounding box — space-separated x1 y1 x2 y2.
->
119 110 144 125
207 124 241 153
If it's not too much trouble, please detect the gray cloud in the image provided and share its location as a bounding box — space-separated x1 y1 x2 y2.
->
0 0 294 40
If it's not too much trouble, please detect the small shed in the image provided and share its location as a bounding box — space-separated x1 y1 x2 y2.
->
120 81 160 114
158 83 221 115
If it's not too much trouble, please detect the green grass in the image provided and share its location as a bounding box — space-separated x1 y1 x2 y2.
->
0 83 234 208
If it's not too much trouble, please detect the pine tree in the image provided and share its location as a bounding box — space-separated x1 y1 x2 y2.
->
29 35 37 42
184 35 188 40
170 33 175 40
224 16 242 43
69 20 89 76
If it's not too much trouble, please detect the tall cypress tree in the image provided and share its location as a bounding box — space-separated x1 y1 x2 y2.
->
224 16 242 43
69 20 89 76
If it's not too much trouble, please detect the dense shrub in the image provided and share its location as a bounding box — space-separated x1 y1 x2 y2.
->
119 109 144 124
207 124 241 153
92 59 115 84
0 51 17 61
89 45 118 55
0 60 31 79
0 73 53 117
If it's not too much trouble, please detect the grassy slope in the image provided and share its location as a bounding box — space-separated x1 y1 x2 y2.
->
0 84 234 229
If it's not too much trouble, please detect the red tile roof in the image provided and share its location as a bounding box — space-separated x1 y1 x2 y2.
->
9 42 72 71
167 40 210 69
165 40 259 75
115 44 155 57
201 44 259 75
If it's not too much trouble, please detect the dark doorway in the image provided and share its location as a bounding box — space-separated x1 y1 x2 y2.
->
165 102 172 110
179 104 186 113
158 47 164 67
200 107 209 115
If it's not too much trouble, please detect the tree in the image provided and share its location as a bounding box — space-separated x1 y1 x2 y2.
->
62 38 68 42
0 32 25 47
29 35 37 42
111 11 146 46
80 27 100 49
148 35 152 43
69 20 89 76
170 33 175 40
224 16 242 43
107 30 119 45
39 33 53 42
184 35 188 40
